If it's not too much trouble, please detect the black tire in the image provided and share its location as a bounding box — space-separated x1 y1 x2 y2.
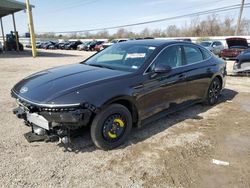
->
204 77 222 106
91 104 132 150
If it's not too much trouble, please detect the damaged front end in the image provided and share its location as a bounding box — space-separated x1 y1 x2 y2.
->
12 97 96 143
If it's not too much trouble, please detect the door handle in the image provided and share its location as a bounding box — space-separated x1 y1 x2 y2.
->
178 74 186 80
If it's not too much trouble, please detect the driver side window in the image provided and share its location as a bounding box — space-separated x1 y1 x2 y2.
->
148 45 183 72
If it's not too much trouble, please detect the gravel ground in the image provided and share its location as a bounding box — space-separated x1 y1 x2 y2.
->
0 49 250 188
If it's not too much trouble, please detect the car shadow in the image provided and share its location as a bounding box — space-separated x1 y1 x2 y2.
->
0 49 80 58
57 88 238 153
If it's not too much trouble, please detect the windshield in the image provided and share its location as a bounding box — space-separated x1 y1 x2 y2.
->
85 43 156 72
200 42 212 47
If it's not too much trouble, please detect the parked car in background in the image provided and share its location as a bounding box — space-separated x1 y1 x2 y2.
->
43 41 57 50
94 41 105 51
65 41 83 50
102 39 128 49
36 42 45 49
77 41 92 51
220 37 249 59
90 41 104 51
58 42 70 50
79 41 98 51
12 40 226 150
233 49 250 75
48 42 60 50
87 41 101 51
199 40 224 55
37 41 49 49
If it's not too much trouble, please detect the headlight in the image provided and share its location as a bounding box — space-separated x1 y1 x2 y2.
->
39 107 79 112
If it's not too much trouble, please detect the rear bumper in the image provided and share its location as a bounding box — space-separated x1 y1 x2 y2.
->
220 51 241 59
220 54 238 59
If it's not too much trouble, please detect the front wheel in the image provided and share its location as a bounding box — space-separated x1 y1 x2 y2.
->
91 104 132 150
204 77 222 106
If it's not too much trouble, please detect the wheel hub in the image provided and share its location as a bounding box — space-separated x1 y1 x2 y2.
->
103 115 126 141
209 80 220 102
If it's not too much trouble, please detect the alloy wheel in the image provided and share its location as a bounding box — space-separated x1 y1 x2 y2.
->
208 79 221 104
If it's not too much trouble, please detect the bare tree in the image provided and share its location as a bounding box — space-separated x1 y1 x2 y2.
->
222 16 235 35
240 18 250 35
96 30 109 38
151 29 163 37
165 25 180 37
115 28 130 38
140 28 151 37
37 15 250 40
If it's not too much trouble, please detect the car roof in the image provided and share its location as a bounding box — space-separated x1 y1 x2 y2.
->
201 40 221 42
122 39 191 47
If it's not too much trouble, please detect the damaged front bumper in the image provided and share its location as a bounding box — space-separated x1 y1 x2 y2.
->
12 99 95 143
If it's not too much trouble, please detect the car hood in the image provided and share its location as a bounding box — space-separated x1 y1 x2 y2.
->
12 64 129 104
226 38 248 48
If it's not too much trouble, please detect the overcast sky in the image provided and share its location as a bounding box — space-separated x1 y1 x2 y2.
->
1 0 250 35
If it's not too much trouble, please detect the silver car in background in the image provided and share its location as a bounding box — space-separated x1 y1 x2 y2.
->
199 40 224 55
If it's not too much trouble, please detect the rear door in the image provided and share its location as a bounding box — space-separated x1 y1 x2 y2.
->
182 44 214 101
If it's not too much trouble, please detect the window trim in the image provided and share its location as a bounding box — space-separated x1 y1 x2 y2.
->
199 46 212 60
144 44 184 75
143 43 212 75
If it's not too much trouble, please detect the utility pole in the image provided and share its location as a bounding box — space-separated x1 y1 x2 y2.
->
12 13 19 51
26 0 37 57
235 0 245 36
0 18 5 53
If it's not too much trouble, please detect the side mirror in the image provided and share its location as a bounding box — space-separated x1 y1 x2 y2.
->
154 63 172 74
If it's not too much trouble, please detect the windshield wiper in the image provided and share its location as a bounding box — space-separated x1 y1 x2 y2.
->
88 64 114 70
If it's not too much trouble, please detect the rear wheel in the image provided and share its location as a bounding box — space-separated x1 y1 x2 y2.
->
204 77 222 106
91 104 132 150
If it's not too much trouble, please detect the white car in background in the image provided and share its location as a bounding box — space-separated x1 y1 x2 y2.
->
102 39 128 49
199 40 224 55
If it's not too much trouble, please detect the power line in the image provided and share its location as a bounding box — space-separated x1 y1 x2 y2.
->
40 0 99 14
39 0 227 29
39 3 250 34
37 0 229 30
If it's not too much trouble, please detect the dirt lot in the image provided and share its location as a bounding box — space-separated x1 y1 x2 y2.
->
0 49 250 188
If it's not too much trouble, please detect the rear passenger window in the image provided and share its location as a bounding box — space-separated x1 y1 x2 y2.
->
200 48 212 60
214 42 222 46
183 46 203 64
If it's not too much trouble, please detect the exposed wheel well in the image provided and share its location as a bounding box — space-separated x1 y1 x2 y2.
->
110 99 138 124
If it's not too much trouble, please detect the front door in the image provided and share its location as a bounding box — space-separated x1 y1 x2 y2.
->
137 45 188 120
